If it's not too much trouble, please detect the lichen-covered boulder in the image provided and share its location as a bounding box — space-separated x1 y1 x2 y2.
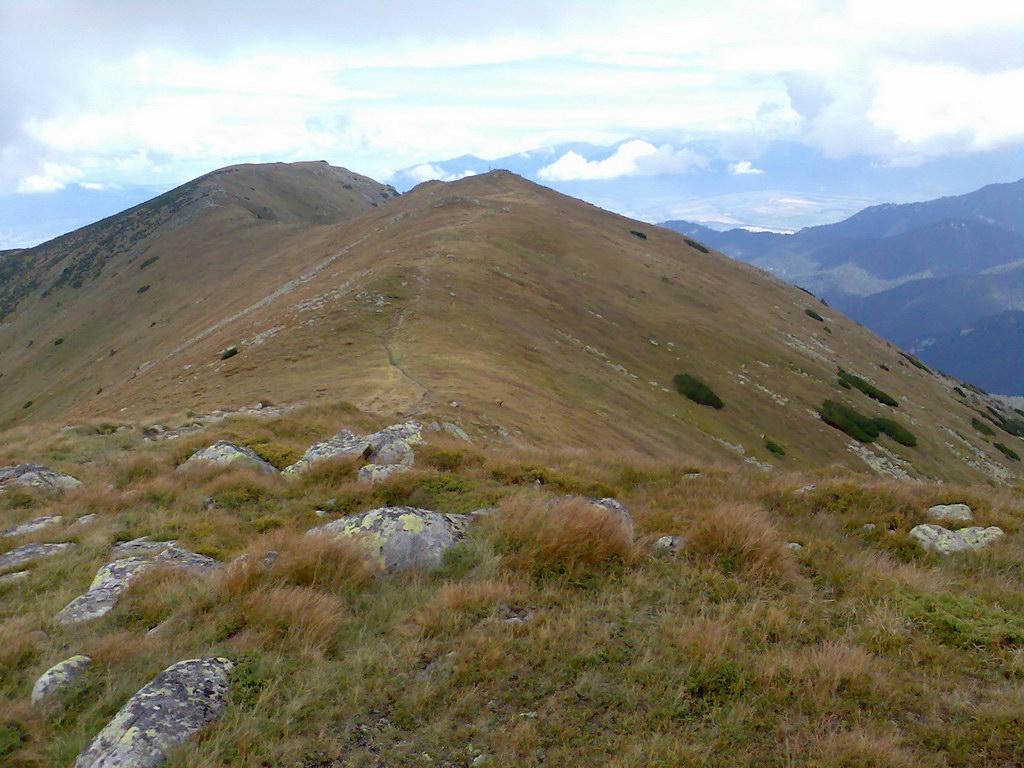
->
926 503 973 523
32 654 91 706
111 537 178 559
283 429 370 475
652 535 684 556
70 514 98 529
0 542 75 572
0 570 30 586
1 514 64 538
308 506 474 571
0 464 81 494
909 524 1004 554
177 441 278 475
357 463 410 485
55 547 220 625
285 422 423 475
74 657 234 768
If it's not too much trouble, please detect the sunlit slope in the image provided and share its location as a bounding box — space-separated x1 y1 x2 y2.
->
1 167 1019 483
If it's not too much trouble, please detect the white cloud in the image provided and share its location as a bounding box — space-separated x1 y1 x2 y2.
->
17 162 82 193
404 164 477 183
728 160 764 175
538 140 707 181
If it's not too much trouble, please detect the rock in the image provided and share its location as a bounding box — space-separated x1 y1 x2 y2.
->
283 429 370 475
787 542 804 551
177 441 278 475
926 503 973 522
32 654 91 706
1 514 64 538
56 547 220 625
0 570 30 586
70 514 98 529
909 524 1005 554
794 484 815 494
861 523 877 533
111 537 177 559
308 506 474 571
0 464 81 493
74 657 234 768
0 542 75 572
358 463 410 484
441 422 472 442
652 535 683 556
285 422 423 475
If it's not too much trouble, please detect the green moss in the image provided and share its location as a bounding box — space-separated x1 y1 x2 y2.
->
673 373 724 409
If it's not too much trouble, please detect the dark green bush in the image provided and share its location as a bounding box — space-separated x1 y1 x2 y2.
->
838 369 899 407
53 337 64 346
139 256 159 270
220 346 239 360
804 308 823 322
137 284 151 294
994 442 1020 461
873 417 918 447
972 417 996 437
673 373 724 409
898 351 931 372
765 440 785 456
953 386 966 398
819 400 880 442
684 238 709 254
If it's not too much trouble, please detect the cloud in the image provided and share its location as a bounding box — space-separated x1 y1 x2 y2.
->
538 140 707 181
728 161 764 175
16 162 82 193
404 164 477 183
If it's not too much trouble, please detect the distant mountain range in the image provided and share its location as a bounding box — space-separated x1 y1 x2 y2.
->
662 179 1024 394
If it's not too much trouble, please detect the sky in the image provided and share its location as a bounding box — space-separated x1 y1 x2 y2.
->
1 0 1023 198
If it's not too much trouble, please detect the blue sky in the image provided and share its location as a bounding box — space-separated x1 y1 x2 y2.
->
1 0 1022 230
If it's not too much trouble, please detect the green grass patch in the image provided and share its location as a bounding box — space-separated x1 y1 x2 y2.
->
673 373 724 409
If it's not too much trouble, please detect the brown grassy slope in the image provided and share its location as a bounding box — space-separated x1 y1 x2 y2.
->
1 167 1020 483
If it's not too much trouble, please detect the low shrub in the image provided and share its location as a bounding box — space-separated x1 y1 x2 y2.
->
765 440 786 456
838 369 899 407
873 417 918 447
972 417 996 437
994 442 1020 461
819 400 880 443
137 285 151 294
684 238 709 253
804 308 824 322
220 346 239 360
953 386 966 398
673 373 724 409
898 351 931 372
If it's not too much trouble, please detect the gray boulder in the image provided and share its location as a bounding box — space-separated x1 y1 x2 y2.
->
74 657 234 768
0 570 30 586
0 464 81 493
111 537 178 559
926 503 973 523
652 535 684 556
70 514 98 529
55 547 220 625
308 506 474 571
909 524 1004 554
2 514 64 538
178 441 278 475
32 654 91 706
357 463 410 485
284 421 423 475
283 429 370 475
0 542 75 572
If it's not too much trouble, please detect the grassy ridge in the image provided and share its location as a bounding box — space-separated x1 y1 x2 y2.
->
0 405 1022 766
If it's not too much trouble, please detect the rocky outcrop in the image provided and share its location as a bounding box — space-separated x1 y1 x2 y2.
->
357 463 410 484
0 542 75 572
285 422 422 475
909 524 1004 554
74 657 234 768
926 503 973 522
0 570 30 585
55 547 220 625
1 514 64 538
111 537 178 559
0 464 81 493
308 506 473 571
32 654 91 706
177 441 278 475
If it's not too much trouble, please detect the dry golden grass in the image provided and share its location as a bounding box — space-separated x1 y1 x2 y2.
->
409 578 523 638
487 492 636 576
685 502 799 583
243 586 346 651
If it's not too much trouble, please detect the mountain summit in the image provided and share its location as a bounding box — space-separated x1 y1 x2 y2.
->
0 162 1020 484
